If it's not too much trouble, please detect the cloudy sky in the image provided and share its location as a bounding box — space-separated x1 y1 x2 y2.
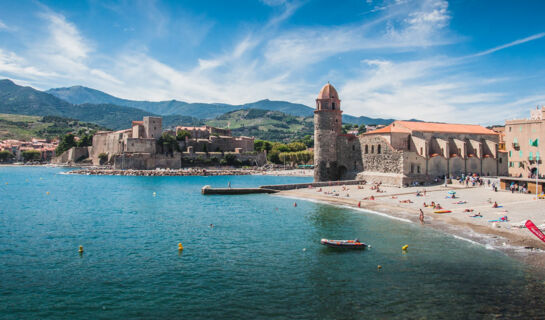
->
0 0 544 124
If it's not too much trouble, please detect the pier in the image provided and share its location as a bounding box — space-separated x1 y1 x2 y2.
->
201 180 366 195
201 186 279 195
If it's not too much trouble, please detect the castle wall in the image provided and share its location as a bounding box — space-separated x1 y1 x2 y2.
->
90 130 129 165
467 157 481 173
143 117 162 139
124 138 156 153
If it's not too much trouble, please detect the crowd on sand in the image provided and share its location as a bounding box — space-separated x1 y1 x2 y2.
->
279 175 545 270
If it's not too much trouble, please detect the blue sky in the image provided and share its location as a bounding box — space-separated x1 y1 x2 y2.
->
0 0 544 124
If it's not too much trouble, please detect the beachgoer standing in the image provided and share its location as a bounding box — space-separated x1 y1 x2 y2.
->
419 209 424 224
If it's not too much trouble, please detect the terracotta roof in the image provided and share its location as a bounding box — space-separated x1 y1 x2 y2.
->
365 121 497 135
132 121 144 126
317 83 338 100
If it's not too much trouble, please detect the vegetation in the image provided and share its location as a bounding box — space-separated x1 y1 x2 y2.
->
158 132 180 154
0 150 14 162
254 139 312 164
176 129 191 140
0 113 104 141
206 109 314 142
278 150 313 165
21 150 41 161
98 153 108 164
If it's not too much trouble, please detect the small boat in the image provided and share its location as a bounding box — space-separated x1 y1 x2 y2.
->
434 210 451 214
320 238 367 249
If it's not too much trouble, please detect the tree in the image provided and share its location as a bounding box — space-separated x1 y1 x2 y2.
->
176 130 191 141
287 142 306 152
22 150 41 162
56 133 76 155
76 133 93 147
0 150 14 162
254 140 273 152
158 132 179 154
357 124 366 134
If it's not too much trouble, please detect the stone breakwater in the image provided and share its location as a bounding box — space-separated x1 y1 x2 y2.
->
67 168 256 176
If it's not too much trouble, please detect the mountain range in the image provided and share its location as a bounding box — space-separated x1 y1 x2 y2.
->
0 78 404 141
46 85 396 125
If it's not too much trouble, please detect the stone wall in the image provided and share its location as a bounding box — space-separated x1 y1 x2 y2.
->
124 138 156 153
52 146 90 164
358 135 404 174
336 134 362 180
113 153 181 170
314 110 342 181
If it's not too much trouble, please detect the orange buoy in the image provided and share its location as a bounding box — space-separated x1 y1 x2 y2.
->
358 201 361 208
294 202 297 207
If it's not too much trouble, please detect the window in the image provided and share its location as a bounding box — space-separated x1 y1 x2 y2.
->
377 144 381 154
410 164 414 173
499 158 502 163
365 145 368 154
354 161 357 170
519 150 523 158
417 165 421 173
509 126 512 132
509 161 513 167
371 145 374 153
352 145 355 151
332 102 336 110
420 147 423 155
529 152 533 161
509 151 512 157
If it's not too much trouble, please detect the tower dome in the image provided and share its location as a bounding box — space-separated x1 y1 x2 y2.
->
317 83 338 100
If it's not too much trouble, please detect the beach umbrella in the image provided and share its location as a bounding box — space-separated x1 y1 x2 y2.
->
447 191 456 194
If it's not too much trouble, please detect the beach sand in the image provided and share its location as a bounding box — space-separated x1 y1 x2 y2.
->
278 182 545 271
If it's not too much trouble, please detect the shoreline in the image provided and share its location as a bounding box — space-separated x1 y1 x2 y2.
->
277 185 545 273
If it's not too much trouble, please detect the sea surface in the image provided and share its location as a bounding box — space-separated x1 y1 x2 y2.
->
1 167 545 319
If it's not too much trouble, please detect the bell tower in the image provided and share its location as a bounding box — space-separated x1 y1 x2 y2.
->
314 83 342 181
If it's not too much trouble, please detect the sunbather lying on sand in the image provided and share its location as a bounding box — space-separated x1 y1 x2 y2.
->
470 212 482 217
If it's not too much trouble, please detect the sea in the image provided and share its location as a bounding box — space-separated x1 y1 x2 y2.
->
1 167 545 319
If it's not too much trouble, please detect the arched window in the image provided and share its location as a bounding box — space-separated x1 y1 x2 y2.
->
377 144 381 154
365 145 368 154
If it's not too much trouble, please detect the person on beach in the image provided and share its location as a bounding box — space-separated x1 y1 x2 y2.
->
492 201 499 208
228 181 231 188
419 209 424 224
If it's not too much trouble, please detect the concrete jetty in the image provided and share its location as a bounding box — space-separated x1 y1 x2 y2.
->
201 180 366 195
201 186 279 195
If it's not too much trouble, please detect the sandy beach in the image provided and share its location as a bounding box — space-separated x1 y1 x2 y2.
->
279 182 545 271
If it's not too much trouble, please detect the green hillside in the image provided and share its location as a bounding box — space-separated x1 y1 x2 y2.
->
0 114 106 140
205 109 313 142
0 79 201 130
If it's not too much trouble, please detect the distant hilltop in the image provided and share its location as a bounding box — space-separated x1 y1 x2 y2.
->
45 84 398 125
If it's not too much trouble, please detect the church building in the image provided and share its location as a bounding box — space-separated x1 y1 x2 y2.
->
313 83 508 186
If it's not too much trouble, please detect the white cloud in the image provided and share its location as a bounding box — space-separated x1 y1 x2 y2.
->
472 32 545 57
0 20 7 30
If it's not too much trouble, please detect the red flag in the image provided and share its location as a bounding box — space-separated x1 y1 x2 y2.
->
525 219 545 243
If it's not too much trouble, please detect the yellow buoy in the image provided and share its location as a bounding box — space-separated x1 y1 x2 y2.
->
153 192 157 197
377 265 382 270
402 245 409 251
178 243 184 251
46 191 50 195
78 245 84 253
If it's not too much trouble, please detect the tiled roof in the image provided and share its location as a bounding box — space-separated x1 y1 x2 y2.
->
365 121 497 135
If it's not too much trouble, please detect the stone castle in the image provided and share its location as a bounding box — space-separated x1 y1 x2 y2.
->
55 116 264 169
313 83 508 186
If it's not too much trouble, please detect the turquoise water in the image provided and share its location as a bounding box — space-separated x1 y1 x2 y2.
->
1 167 545 319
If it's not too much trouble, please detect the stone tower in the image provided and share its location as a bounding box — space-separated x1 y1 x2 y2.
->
314 83 342 181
